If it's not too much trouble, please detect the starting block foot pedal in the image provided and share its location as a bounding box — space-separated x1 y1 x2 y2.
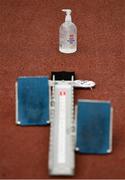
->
76 99 113 154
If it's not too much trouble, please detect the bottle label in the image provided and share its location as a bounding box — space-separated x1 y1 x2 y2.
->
67 34 75 44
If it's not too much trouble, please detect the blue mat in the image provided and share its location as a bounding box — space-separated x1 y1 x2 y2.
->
16 76 49 126
76 100 112 154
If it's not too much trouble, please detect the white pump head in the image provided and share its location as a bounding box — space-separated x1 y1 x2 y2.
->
62 9 72 22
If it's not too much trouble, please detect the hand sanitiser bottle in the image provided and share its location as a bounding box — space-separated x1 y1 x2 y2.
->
59 9 77 53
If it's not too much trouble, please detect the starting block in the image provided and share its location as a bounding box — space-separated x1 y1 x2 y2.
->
15 71 113 176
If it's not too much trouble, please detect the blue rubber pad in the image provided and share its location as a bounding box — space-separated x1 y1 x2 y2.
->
16 76 49 126
76 100 112 154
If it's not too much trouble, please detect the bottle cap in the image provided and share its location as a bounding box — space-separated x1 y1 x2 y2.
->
62 9 72 22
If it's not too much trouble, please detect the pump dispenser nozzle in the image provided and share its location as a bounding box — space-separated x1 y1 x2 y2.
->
62 9 72 22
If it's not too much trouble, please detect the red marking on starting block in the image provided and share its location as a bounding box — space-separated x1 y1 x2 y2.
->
59 90 66 96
